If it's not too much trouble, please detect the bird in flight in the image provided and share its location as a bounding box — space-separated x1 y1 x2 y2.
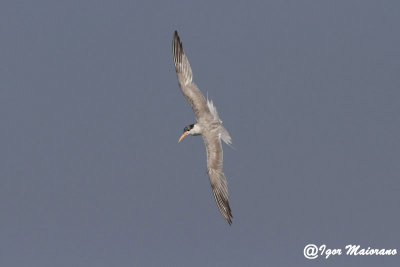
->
172 31 233 225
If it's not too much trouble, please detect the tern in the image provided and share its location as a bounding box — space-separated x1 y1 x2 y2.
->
172 31 233 225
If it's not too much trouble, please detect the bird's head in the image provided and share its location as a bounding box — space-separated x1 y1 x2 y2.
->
178 123 201 143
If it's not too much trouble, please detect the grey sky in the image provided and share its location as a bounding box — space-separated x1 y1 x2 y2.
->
1 0 399 266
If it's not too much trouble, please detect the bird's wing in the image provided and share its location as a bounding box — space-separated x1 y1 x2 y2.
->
173 31 213 123
203 131 233 225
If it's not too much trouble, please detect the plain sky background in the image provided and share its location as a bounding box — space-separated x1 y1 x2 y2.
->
1 1 399 266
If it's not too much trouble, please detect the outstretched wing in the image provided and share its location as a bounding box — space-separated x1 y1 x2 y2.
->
172 31 213 123
203 131 233 225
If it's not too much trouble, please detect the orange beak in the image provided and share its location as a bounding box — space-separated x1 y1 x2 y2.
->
178 132 188 143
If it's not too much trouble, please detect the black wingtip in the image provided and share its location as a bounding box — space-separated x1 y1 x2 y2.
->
173 30 179 40
173 31 181 46
227 210 233 226
172 31 183 68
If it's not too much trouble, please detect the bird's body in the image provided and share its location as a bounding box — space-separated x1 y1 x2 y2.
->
172 31 233 225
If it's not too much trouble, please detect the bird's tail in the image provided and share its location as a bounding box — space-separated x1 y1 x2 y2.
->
206 98 233 146
220 126 232 146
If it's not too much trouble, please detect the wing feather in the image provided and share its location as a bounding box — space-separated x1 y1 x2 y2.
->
172 31 213 123
203 132 233 225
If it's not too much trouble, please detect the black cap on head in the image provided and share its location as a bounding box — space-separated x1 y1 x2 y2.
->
183 124 194 132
